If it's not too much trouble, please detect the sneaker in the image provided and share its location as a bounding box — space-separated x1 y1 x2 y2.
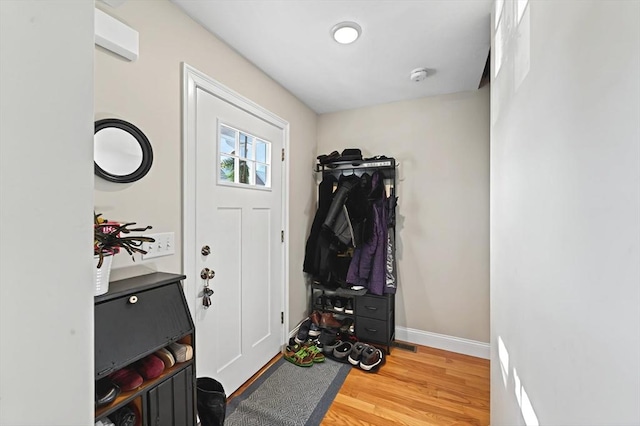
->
324 296 333 310
295 318 311 344
333 297 344 312
360 345 384 371
339 318 354 333
333 341 354 360
283 344 314 367
318 328 337 346
347 342 366 366
308 322 321 337
344 299 354 314
322 338 342 356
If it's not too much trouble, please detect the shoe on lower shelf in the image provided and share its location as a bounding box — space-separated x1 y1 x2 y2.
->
136 354 165 380
344 299 354 315
320 313 342 329
168 342 193 363
95 377 120 408
109 367 143 392
154 347 176 368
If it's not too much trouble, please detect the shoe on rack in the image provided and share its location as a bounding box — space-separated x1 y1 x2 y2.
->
320 313 342 329
95 377 120 408
333 341 354 360
295 318 311 344
154 347 175 369
109 367 143 392
339 318 354 334
283 344 314 367
308 322 321 337
347 342 367 366
344 299 354 315
333 297 344 312
359 345 385 371
135 354 165 380
309 311 322 326
324 296 334 311
168 342 193 363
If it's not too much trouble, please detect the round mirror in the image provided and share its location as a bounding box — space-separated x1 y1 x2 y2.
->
94 118 153 183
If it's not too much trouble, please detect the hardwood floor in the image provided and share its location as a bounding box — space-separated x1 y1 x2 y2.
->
322 343 490 426
227 342 490 426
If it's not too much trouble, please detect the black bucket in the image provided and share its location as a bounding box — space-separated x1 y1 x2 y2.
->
196 377 226 426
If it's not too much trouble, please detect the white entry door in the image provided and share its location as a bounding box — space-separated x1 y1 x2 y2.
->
185 68 286 395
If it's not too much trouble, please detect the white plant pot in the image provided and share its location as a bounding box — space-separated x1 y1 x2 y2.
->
94 254 113 296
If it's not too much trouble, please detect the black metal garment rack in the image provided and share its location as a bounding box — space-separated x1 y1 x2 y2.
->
312 157 397 354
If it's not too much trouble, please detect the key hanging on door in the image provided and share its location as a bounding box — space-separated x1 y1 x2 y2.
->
200 267 215 308
203 283 213 308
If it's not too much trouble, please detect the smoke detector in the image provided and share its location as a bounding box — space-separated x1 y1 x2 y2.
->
410 68 428 82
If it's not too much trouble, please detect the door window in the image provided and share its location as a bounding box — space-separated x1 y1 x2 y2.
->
218 124 271 188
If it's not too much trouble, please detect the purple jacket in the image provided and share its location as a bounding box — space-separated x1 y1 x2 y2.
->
346 174 387 295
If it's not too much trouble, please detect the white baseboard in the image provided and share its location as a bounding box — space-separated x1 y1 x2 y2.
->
395 326 490 359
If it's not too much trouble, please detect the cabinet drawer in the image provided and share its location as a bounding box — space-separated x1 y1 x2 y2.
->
95 282 193 378
355 295 388 321
356 317 388 344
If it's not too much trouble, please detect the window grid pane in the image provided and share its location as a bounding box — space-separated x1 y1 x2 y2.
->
218 123 271 188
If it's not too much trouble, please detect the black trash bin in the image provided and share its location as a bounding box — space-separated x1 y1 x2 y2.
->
197 377 226 426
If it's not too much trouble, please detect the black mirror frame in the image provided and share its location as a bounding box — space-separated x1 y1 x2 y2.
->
94 118 153 183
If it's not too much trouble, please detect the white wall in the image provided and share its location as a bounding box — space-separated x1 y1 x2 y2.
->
94 0 317 325
318 88 490 344
0 1 95 425
491 1 640 424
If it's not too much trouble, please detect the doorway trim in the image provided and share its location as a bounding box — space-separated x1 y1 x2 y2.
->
181 63 290 337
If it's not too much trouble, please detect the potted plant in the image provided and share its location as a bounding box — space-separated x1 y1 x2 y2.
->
94 212 156 295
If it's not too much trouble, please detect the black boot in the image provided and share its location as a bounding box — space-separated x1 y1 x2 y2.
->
197 378 226 426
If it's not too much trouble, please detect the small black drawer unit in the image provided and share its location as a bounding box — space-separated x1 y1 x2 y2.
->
355 293 395 354
94 272 196 425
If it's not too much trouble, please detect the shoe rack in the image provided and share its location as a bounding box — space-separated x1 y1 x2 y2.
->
94 272 196 425
310 282 357 334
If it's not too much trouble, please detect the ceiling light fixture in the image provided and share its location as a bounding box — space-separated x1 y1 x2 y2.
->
331 22 361 44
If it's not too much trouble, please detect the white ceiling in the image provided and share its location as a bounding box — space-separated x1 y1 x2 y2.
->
171 0 492 114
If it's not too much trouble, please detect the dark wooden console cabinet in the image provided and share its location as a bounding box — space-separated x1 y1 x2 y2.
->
94 272 196 426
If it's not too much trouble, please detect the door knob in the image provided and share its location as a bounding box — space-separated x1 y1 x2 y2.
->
200 268 215 280
201 245 211 256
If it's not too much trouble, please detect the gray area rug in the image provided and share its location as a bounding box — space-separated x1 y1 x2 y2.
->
225 357 351 426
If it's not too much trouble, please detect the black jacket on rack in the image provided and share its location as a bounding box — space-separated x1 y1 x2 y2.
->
303 174 337 276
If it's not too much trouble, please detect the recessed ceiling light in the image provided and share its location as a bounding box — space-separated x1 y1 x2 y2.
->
331 22 361 44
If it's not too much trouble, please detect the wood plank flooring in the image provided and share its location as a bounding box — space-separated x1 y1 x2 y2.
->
228 342 490 426
322 343 490 426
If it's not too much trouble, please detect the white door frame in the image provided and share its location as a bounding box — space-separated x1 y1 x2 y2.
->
181 62 290 338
